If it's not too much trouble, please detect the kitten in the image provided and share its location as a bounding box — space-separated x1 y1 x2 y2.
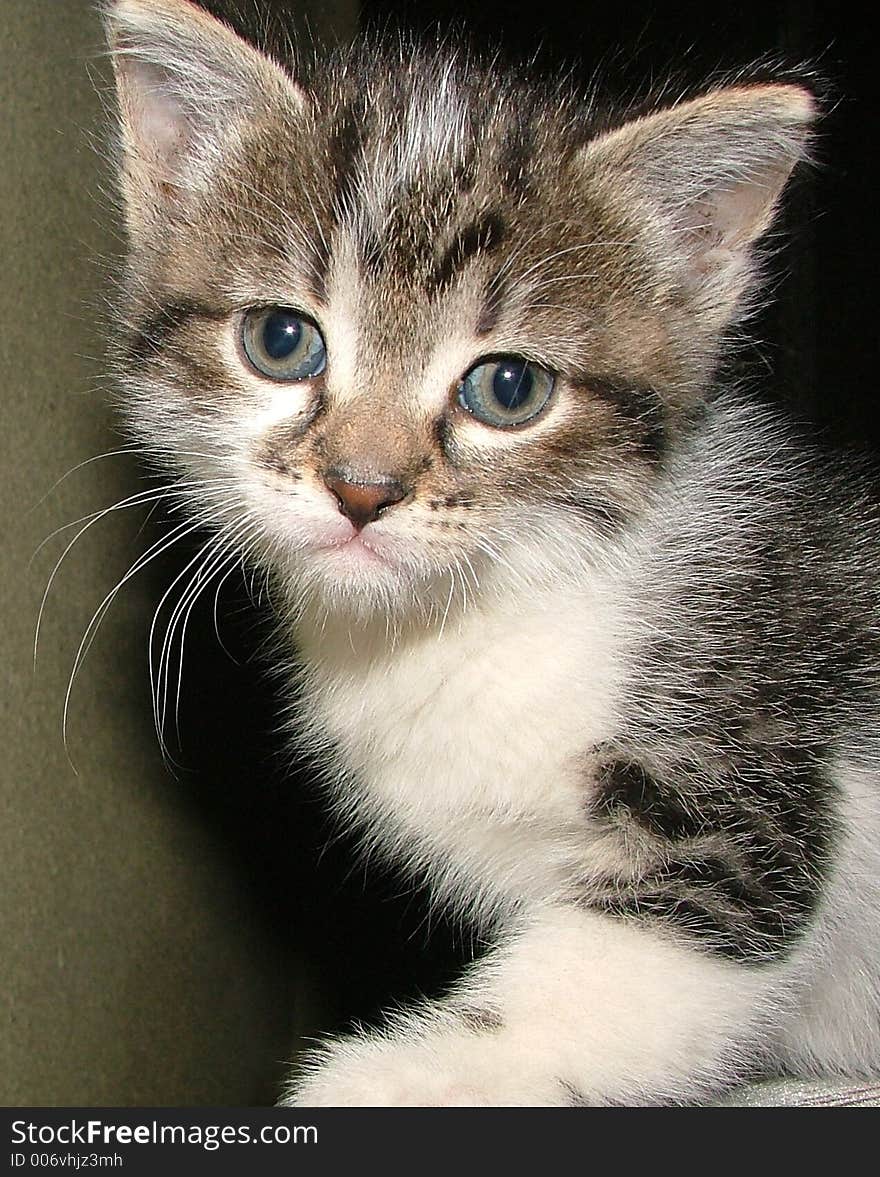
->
102 0 880 1105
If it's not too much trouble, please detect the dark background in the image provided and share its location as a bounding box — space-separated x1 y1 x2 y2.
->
176 0 877 1070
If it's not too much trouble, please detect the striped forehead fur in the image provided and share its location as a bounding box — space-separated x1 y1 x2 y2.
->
312 44 571 304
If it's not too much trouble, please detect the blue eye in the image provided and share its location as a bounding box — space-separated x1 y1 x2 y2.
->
241 307 326 381
457 358 555 427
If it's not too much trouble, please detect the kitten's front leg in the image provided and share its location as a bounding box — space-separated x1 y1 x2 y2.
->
282 905 791 1106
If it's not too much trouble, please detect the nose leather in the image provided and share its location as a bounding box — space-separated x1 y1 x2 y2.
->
324 474 407 530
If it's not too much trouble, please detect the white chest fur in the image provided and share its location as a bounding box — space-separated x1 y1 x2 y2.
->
294 589 624 914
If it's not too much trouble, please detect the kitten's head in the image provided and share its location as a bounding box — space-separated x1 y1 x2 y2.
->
104 0 814 623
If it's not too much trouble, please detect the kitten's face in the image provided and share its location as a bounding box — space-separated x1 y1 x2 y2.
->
107 0 812 621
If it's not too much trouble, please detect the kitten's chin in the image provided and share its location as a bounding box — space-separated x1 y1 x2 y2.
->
278 535 444 624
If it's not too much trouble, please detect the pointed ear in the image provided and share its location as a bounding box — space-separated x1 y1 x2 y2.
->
103 0 306 235
580 84 816 325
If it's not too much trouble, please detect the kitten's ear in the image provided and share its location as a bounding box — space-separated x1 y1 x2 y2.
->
580 84 815 324
103 0 306 234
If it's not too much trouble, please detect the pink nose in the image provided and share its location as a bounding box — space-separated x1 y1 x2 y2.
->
323 474 407 530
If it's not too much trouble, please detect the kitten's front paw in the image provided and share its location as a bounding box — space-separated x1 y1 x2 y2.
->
282 1032 573 1107
286 1049 492 1107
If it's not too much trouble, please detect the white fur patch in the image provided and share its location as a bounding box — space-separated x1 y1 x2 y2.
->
284 905 798 1106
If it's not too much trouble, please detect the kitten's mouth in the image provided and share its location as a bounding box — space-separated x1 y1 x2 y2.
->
313 531 393 567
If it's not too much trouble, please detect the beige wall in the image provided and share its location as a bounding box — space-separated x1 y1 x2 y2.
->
1 0 357 1107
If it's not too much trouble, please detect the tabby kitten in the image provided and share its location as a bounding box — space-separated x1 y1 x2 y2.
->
103 0 880 1105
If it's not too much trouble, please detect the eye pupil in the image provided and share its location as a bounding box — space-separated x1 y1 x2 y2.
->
262 311 302 360
493 362 533 410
